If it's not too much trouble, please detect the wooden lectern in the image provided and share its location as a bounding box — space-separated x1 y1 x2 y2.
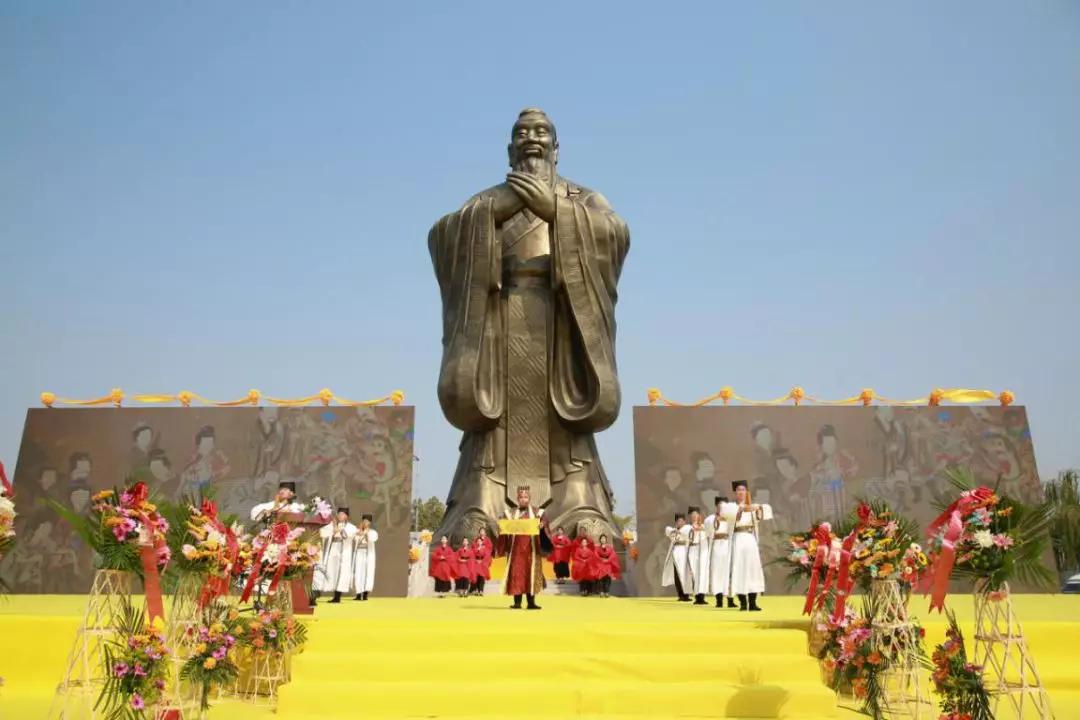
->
278 512 327 615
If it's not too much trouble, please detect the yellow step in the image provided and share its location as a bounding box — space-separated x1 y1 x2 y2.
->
291 650 821 685
277 679 841 718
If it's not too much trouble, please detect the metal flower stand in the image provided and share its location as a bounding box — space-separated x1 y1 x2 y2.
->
972 582 1052 719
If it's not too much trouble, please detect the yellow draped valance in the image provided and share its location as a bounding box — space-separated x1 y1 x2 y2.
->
39 388 406 408
645 387 1014 408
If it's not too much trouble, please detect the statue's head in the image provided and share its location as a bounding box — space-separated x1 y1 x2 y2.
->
516 485 531 508
508 107 558 173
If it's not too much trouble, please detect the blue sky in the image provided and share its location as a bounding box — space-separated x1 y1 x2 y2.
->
2 2 1078 512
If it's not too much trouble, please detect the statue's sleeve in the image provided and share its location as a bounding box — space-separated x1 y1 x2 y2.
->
428 198 505 432
549 192 630 433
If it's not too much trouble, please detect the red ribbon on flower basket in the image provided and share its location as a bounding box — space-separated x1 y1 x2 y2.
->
803 523 833 615
128 481 167 623
0 460 12 497
922 486 995 612
830 531 858 624
267 522 291 595
240 521 290 603
198 500 240 608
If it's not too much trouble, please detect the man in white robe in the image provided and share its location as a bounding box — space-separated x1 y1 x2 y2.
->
728 480 772 612
352 513 378 601
705 496 737 608
660 513 692 602
249 480 305 523
314 507 357 603
687 506 709 605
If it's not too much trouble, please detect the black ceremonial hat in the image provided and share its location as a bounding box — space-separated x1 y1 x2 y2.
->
688 506 701 514
361 513 373 522
714 496 728 505
337 507 350 516
731 480 748 490
278 481 296 492
674 512 686 521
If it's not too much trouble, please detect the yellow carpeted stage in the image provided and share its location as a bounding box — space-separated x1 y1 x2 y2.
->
1 593 1077 719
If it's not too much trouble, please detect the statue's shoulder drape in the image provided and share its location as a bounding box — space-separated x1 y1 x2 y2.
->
428 179 629 434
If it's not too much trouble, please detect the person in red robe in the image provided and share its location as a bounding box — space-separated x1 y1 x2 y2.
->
571 536 596 596
496 486 551 610
548 526 573 584
591 533 621 598
429 535 455 598
470 532 493 596
453 537 474 598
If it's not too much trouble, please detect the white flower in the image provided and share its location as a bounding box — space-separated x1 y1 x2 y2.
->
973 530 994 548
206 529 226 546
263 545 281 564
0 496 15 520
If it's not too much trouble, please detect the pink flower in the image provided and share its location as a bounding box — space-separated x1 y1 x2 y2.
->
155 679 166 690
130 693 145 710
113 662 129 677
133 664 146 677
992 534 1014 549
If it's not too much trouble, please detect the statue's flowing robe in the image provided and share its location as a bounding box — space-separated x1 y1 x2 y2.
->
429 177 629 539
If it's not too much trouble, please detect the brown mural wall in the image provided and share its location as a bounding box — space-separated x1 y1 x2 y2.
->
3 406 415 595
633 405 1041 596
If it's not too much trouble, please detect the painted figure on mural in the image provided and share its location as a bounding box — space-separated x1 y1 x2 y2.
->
251 406 289 481
128 422 158 478
765 448 807 530
429 108 629 543
178 425 231 498
749 422 782 490
690 451 722 512
809 424 858 520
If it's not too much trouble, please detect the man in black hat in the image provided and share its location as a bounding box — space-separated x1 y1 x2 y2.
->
728 480 772 611
315 506 357 603
661 512 692 602
249 480 304 522
353 513 378 600
704 495 738 608
686 506 708 605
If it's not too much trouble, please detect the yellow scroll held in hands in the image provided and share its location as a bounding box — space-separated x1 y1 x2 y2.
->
498 518 541 536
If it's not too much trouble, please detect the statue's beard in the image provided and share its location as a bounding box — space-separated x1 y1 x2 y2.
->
512 154 555 184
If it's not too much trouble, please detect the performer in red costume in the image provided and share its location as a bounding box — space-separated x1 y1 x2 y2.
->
470 532 493 596
497 486 551 610
548 526 573 584
453 537 474 598
429 535 455 598
571 536 596 596
591 533 621 598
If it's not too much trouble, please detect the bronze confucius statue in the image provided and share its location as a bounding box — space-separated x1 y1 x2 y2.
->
428 107 630 544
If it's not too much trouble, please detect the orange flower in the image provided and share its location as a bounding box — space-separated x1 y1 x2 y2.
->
868 651 883 665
